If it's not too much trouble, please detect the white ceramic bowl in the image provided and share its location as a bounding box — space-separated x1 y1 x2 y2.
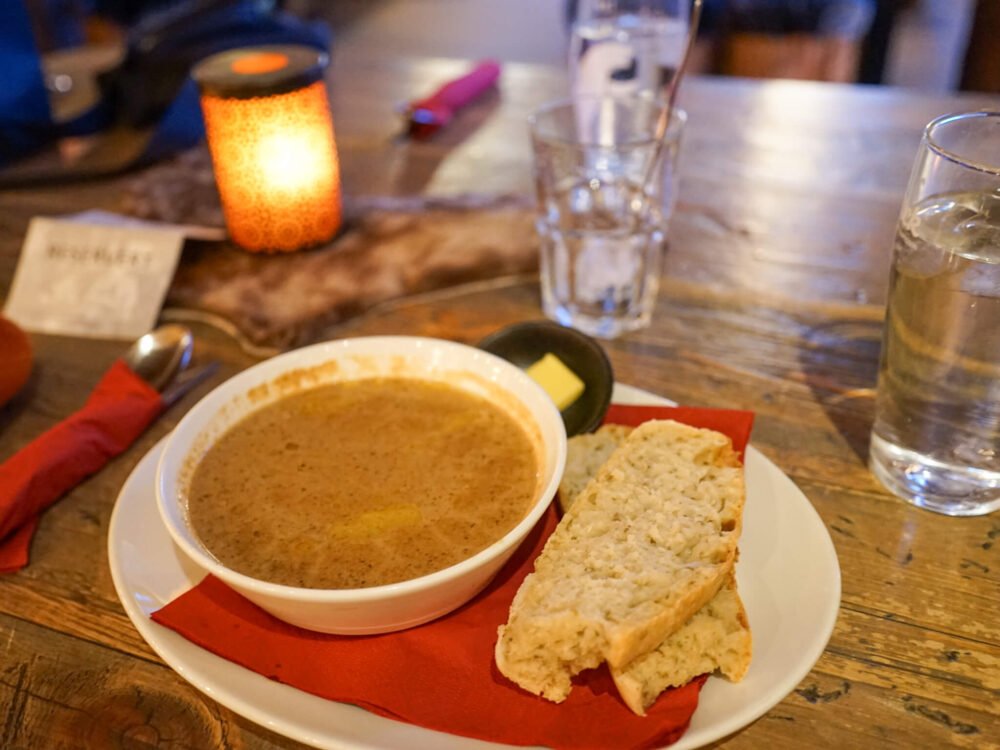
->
156 335 567 634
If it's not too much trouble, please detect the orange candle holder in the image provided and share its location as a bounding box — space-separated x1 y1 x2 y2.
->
193 46 342 253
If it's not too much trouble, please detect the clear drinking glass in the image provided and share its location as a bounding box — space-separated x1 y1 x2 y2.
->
869 111 1000 516
530 95 685 339
569 0 690 99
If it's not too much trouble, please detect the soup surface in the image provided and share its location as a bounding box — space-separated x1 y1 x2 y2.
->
188 377 539 588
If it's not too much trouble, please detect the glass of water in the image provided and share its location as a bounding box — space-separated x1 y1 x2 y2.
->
869 111 1000 516
529 95 685 339
569 0 690 98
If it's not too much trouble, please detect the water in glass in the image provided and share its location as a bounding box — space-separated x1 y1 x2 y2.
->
537 175 664 339
870 189 1000 515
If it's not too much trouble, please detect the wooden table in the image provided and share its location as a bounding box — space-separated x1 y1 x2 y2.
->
1 53 998 749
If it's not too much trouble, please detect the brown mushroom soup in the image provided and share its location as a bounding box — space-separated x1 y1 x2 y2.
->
187 377 541 589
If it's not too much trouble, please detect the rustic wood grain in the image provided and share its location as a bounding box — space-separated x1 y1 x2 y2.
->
1 48 998 750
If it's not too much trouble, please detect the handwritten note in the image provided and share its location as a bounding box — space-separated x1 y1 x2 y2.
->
3 215 186 340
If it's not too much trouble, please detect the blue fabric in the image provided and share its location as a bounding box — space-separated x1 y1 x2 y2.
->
0 1 55 165
140 78 205 165
0 0 331 173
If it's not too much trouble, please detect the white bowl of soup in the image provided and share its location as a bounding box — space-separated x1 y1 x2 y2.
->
156 336 567 634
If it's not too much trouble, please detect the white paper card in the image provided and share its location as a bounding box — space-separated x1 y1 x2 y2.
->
3 216 184 340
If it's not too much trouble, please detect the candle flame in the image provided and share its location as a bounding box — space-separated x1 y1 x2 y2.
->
256 131 326 193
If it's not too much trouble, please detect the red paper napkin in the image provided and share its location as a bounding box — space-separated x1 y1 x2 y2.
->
0 360 164 573
152 405 755 750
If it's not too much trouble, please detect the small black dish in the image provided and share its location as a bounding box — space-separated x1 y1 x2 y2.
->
478 320 614 437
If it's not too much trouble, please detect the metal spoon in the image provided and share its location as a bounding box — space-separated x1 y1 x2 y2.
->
122 324 219 406
123 324 194 392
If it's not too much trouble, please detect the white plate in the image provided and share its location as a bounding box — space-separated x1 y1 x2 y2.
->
109 384 841 750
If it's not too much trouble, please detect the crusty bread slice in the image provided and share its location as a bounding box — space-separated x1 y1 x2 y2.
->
495 419 744 703
560 425 752 715
557 424 633 513
612 571 751 715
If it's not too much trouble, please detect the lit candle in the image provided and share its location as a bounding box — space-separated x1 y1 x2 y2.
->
193 46 342 252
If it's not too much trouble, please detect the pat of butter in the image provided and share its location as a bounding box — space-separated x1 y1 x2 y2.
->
525 353 585 410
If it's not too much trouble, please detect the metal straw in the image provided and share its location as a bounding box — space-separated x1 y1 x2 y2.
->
648 0 704 170
665 0 704 123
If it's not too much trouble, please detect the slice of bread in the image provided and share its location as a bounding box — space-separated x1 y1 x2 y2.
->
612 571 751 715
557 424 633 513
495 419 745 703
561 424 752 714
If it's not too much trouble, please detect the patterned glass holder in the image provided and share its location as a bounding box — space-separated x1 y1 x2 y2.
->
192 46 342 253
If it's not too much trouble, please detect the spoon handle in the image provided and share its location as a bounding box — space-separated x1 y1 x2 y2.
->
161 361 220 407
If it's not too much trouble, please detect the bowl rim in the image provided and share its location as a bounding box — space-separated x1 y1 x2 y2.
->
155 335 567 604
